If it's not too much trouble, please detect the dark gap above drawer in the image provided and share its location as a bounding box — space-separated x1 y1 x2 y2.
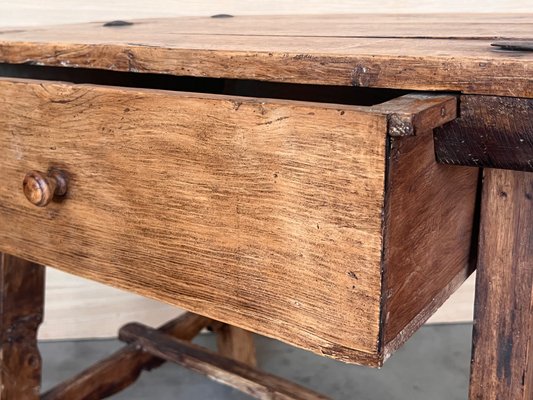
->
0 63 408 106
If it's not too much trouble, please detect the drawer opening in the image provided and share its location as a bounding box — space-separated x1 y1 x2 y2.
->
0 72 467 367
0 63 409 107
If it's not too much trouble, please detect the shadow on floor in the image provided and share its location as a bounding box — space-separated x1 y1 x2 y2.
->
40 323 472 400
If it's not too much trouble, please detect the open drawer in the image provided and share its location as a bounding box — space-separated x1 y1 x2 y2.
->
0 78 477 366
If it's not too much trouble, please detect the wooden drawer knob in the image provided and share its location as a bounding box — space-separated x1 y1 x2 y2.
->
23 170 68 207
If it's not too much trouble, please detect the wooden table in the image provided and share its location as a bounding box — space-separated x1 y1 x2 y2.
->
0 14 531 399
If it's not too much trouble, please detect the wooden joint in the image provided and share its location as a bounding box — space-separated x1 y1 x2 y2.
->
371 93 457 137
434 95 533 172
42 312 211 400
119 322 330 400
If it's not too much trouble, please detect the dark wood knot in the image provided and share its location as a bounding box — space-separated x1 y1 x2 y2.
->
103 20 134 27
491 41 533 52
23 169 68 207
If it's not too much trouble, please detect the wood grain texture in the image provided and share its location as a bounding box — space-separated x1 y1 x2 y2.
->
0 78 388 364
382 126 479 351
435 95 533 171
0 15 531 97
469 169 533 400
0 78 474 365
119 322 330 400
42 312 211 400
4 14 532 39
0 3 531 29
215 324 257 367
38 266 476 342
0 254 45 400
371 94 457 137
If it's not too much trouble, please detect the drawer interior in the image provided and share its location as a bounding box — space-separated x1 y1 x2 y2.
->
0 63 409 106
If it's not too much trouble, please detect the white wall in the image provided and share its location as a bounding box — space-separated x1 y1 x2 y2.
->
3 1 510 340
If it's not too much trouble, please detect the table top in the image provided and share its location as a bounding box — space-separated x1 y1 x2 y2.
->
0 14 532 97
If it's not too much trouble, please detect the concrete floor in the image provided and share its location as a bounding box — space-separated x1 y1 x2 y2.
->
40 324 472 400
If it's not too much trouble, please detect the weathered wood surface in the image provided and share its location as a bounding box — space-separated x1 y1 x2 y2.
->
469 169 533 400
5 14 532 39
0 15 531 97
214 324 257 367
42 312 211 400
0 78 474 365
119 322 330 400
382 124 479 352
1 3 531 29
0 78 387 365
371 93 457 136
0 254 45 400
492 40 533 51
435 95 533 171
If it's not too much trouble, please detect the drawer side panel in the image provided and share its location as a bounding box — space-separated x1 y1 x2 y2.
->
382 127 478 355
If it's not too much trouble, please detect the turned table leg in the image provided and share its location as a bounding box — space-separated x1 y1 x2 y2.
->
469 169 533 400
0 254 45 400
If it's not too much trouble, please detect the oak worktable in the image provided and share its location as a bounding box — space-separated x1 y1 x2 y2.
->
0 14 531 400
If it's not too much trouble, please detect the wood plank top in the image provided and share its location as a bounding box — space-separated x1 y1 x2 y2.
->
0 14 532 97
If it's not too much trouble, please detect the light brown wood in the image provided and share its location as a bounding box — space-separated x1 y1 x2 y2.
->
42 312 211 400
5 14 532 39
0 15 531 97
0 3 530 29
469 169 533 400
0 79 475 365
38 269 478 341
371 94 457 136
120 13 533 39
119 322 330 400
0 78 387 365
214 324 257 367
0 254 45 400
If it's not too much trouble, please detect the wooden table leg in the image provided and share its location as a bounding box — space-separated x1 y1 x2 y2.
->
0 254 45 400
42 312 210 400
215 324 257 367
469 169 533 400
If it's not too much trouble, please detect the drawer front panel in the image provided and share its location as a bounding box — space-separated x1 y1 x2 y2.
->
0 80 388 362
